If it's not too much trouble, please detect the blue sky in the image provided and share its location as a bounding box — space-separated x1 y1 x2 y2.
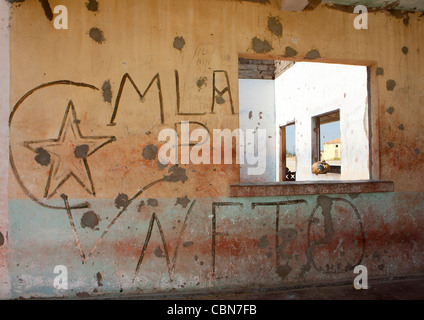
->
319 121 341 150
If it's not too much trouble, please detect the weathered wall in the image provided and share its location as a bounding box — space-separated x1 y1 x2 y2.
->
2 0 424 298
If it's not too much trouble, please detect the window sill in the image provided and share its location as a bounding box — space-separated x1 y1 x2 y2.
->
229 180 394 198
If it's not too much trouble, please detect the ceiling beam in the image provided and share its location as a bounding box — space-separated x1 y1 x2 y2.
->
278 0 310 11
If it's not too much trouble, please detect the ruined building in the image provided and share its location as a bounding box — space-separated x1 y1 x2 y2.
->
0 0 423 299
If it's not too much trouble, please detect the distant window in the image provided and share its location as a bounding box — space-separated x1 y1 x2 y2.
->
312 110 341 174
279 123 296 181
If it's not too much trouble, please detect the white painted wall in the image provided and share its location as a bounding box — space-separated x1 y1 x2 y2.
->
239 79 276 182
0 0 10 299
275 62 369 181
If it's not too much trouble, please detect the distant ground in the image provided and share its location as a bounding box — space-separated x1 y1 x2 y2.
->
286 157 341 173
286 156 297 172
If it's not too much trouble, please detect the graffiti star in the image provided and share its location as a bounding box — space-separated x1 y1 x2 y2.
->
24 100 116 198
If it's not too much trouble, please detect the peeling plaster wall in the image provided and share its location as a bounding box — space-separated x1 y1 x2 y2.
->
2 0 424 298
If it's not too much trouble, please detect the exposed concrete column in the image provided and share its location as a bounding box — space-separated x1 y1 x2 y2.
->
0 0 11 299
278 0 310 11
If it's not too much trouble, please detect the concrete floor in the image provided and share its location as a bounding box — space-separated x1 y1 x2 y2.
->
205 277 424 300
112 275 424 300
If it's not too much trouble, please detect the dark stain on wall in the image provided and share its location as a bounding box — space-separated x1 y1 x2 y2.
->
278 228 298 244
215 94 226 104
284 46 298 57
183 241 194 248
0 231 4 247
389 9 410 26
386 79 397 91
89 27 106 44
414 148 420 155
305 49 321 60
157 161 167 171
268 16 282 37
386 106 395 114
252 37 272 54
398 124 405 131
102 80 112 103
258 235 269 249
76 292 91 298
376 67 384 76
142 144 158 160
387 142 395 148
196 77 207 89
74 144 89 159
86 0 99 12
402 46 409 54
114 193 129 209
173 36 186 51
401 15 410 27
154 246 165 258
81 211 99 229
137 200 145 210
276 263 291 279
175 196 190 208
163 165 188 183
372 250 380 260
96 272 103 286
147 198 159 207
34 147 51 166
